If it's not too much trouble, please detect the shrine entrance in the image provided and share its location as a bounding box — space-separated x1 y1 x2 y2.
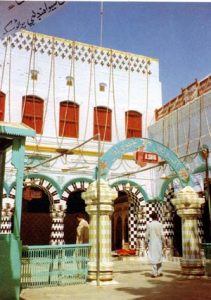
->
98 138 190 185
98 138 190 252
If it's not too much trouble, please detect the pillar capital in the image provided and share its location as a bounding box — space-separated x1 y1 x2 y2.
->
171 186 205 217
51 203 66 218
82 179 117 205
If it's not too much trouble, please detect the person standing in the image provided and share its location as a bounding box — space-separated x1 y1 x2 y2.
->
76 213 89 244
145 211 166 278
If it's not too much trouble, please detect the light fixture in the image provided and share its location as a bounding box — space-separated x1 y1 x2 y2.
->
66 76 74 86
99 82 106 92
31 69 39 80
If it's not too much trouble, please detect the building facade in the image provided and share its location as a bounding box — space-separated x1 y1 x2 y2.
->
0 29 210 256
0 30 163 250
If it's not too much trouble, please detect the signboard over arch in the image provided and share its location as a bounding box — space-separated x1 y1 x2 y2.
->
97 138 189 186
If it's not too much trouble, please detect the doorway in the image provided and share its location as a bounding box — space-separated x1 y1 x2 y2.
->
173 213 182 256
112 191 129 250
21 186 51 245
64 190 89 244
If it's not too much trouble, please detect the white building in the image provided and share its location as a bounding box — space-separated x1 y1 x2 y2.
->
0 30 163 250
1 30 210 255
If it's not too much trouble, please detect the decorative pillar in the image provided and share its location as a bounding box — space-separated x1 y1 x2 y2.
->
82 179 117 282
50 203 66 245
136 204 146 256
171 186 205 275
0 200 14 234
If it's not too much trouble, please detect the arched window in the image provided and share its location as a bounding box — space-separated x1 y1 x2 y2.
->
22 95 44 134
94 106 112 141
59 101 79 138
0 92 6 121
125 110 142 138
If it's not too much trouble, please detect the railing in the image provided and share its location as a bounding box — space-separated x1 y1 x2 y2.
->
155 75 211 121
21 244 91 288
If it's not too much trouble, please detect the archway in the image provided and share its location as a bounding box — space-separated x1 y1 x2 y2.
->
9 174 61 245
61 178 92 244
98 138 190 186
97 138 190 251
21 185 51 245
111 180 145 250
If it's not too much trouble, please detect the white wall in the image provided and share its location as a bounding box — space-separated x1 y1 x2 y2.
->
0 30 162 198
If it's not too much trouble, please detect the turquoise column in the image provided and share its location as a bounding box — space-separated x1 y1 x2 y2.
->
0 138 26 300
12 138 25 237
0 123 35 300
0 150 6 224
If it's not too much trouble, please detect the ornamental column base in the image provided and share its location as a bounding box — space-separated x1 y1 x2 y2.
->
180 258 205 276
87 261 114 282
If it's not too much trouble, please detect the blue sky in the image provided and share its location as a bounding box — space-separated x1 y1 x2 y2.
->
32 1 211 104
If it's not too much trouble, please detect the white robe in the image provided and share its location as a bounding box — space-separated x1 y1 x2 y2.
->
145 220 165 264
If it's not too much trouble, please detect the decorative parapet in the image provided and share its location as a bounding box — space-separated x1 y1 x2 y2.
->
155 75 211 121
4 30 155 75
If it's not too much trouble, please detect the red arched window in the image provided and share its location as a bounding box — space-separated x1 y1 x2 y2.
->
125 110 142 138
0 92 5 121
22 95 44 134
94 106 112 141
59 101 79 138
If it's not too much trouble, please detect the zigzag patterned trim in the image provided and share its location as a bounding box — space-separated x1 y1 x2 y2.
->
61 180 90 201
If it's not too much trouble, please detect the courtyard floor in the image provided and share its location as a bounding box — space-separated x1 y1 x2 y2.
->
20 257 211 300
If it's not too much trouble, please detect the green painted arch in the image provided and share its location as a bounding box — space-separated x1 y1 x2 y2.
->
97 138 190 186
61 177 94 194
192 164 211 175
159 175 177 201
110 179 149 201
9 173 61 196
159 162 211 201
